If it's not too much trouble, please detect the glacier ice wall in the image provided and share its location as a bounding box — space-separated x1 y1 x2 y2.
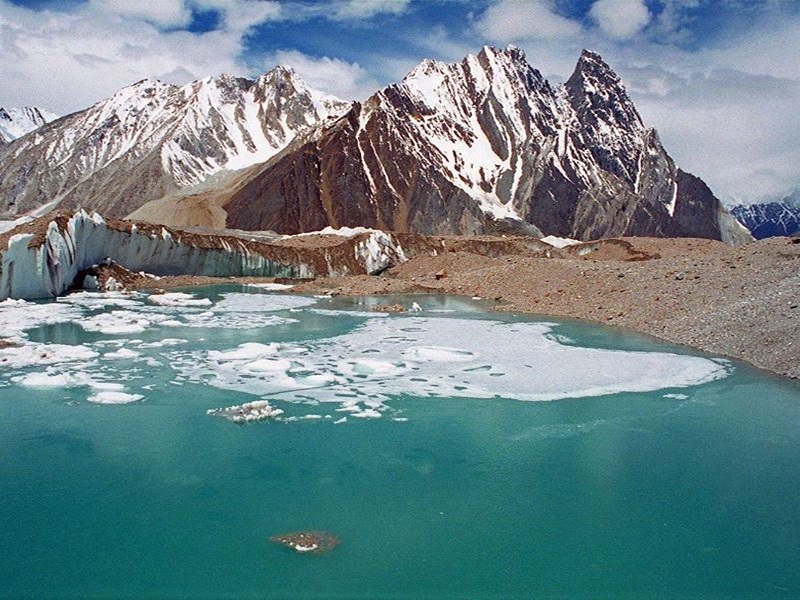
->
0 211 407 300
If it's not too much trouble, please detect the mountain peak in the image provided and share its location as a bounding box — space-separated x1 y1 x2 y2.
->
478 44 526 64
564 48 643 136
567 49 622 92
0 105 58 142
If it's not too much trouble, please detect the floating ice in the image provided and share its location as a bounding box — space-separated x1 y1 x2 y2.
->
208 342 280 361
246 283 295 291
79 310 175 335
103 348 140 360
212 292 317 313
57 291 142 309
206 400 284 423
146 292 213 308
87 391 144 404
402 346 476 363
0 299 84 341
171 316 730 405
14 372 91 388
0 343 99 369
136 339 188 348
181 295 301 328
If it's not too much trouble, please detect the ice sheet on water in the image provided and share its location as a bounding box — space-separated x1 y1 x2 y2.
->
87 391 144 404
103 348 141 360
212 292 317 313
0 299 84 340
245 283 295 291
171 316 730 405
79 310 177 335
0 343 99 369
170 292 309 329
57 291 143 309
146 292 213 308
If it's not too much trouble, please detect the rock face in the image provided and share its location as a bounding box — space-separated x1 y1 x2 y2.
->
0 48 749 244
222 47 749 243
732 198 800 239
0 69 348 219
0 106 58 143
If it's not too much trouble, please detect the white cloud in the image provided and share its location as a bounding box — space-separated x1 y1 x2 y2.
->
0 0 285 113
474 0 581 42
331 0 411 20
88 0 192 27
269 49 380 100
629 65 800 203
192 0 282 33
589 0 651 40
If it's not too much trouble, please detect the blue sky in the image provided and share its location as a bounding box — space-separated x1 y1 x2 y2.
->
1 0 799 203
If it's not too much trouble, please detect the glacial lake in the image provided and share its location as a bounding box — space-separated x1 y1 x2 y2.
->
1 286 799 598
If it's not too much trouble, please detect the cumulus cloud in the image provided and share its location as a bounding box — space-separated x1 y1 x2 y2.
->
628 64 800 203
330 0 411 20
589 0 651 40
192 0 282 33
88 0 193 27
474 0 581 42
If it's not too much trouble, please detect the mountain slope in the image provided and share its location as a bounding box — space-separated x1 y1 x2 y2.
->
0 47 749 244
218 47 749 242
731 196 800 239
0 69 349 219
0 106 58 142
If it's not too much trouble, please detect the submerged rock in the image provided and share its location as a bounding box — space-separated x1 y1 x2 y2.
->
372 303 406 313
269 531 339 555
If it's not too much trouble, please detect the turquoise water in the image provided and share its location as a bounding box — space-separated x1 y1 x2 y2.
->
1 287 800 598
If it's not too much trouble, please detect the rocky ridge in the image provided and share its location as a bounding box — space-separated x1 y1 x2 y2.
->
1 48 749 245
0 106 58 143
732 196 800 239
217 47 750 243
0 69 349 219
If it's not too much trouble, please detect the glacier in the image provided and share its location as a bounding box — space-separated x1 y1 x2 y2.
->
0 211 409 301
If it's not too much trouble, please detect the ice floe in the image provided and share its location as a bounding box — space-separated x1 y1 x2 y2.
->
0 343 99 369
206 400 284 423
146 292 213 307
0 298 84 341
79 310 176 335
246 282 295 291
57 291 142 309
212 292 317 313
87 391 144 404
171 316 730 405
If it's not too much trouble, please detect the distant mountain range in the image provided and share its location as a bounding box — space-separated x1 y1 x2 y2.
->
731 192 800 239
0 106 58 143
0 47 751 244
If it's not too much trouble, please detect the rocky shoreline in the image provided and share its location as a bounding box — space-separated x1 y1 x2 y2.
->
3 219 797 381
287 236 800 381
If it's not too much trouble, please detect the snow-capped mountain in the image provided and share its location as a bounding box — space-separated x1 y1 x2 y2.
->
0 47 749 244
731 193 800 239
0 106 58 142
217 47 748 243
0 68 349 218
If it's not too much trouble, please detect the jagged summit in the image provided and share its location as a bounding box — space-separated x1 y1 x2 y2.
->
222 47 748 243
0 49 749 245
0 67 350 218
